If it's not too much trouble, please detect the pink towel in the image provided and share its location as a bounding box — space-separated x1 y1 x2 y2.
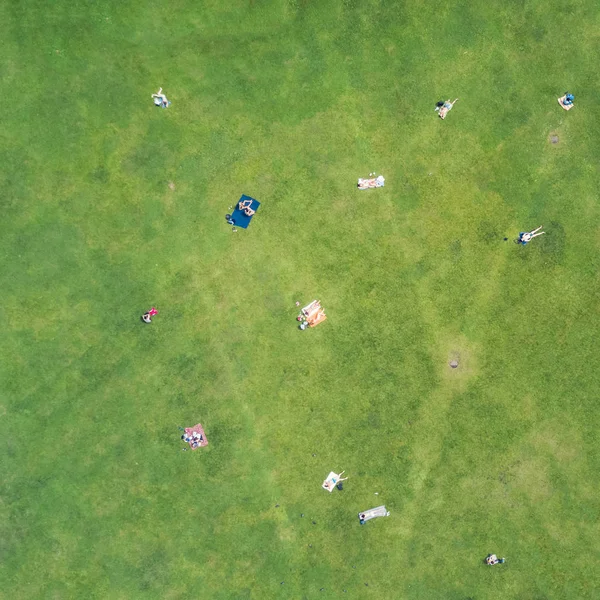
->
184 424 208 449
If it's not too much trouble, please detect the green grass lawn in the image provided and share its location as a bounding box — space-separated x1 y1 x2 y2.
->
1 0 600 598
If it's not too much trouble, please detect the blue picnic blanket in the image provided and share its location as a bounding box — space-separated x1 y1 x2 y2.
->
231 195 260 229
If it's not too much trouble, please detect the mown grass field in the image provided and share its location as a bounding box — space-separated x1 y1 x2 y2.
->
1 0 599 598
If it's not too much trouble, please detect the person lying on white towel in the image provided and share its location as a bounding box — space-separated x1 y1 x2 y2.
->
322 471 347 492
358 175 385 189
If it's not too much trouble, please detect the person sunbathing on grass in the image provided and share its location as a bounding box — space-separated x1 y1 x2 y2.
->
151 87 171 108
558 92 574 110
244 207 255 216
323 471 348 491
486 554 505 565
358 178 377 189
304 305 321 320
239 199 253 210
436 98 458 119
518 225 545 245
141 307 158 323
358 175 385 189
308 310 326 326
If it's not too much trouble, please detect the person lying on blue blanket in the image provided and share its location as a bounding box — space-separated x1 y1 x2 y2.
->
238 199 256 216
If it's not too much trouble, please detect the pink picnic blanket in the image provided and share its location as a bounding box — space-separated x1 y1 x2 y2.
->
185 424 208 449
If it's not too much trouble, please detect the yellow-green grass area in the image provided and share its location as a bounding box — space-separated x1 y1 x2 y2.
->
1 0 599 598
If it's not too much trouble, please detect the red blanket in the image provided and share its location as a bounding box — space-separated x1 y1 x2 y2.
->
185 424 208 449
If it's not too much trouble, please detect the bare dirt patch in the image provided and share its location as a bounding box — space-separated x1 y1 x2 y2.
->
168 181 176 190
438 337 478 388
549 133 559 145
448 350 461 370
